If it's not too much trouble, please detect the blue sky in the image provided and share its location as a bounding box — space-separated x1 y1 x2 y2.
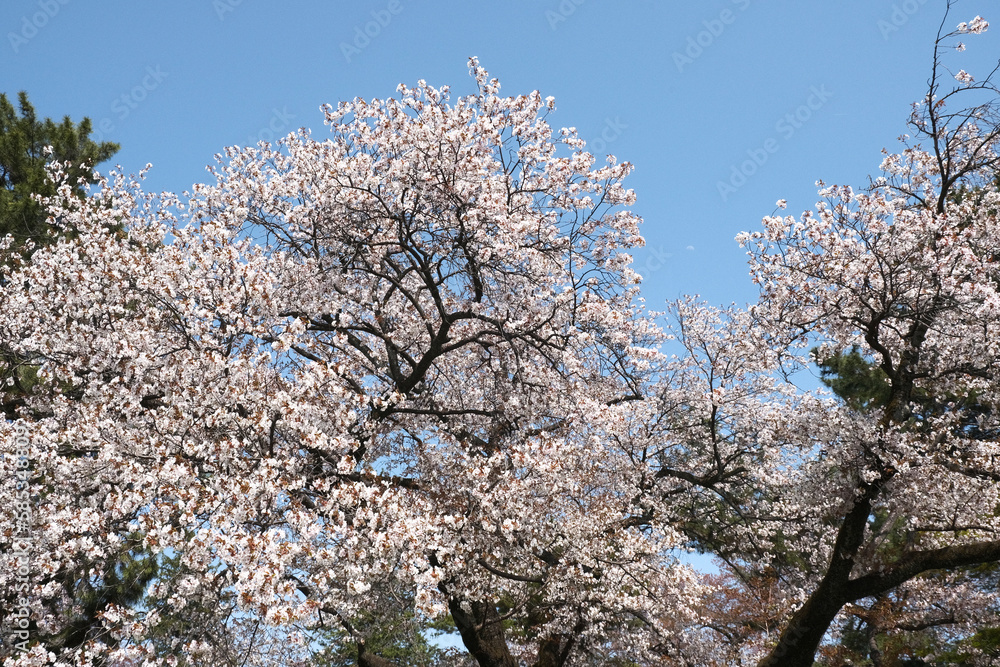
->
3 0 998 310
4 0 999 612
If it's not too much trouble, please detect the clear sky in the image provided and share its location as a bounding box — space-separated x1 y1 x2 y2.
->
3 0 999 312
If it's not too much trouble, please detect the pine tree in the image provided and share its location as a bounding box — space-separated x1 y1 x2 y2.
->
1 92 118 419
0 92 143 662
0 91 118 260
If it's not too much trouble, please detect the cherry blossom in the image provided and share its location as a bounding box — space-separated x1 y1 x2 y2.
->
0 59 697 666
1 8 998 666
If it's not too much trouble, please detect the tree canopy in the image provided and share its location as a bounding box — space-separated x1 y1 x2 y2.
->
2 9 1000 666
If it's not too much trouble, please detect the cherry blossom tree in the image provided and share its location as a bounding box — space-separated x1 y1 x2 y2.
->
0 60 699 666
4 7 1000 666
635 8 1000 665
747 10 1000 660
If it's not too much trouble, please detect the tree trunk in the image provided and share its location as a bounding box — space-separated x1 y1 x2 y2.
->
756 580 848 667
357 641 399 667
531 634 574 667
758 478 882 666
757 526 1000 665
449 598 517 667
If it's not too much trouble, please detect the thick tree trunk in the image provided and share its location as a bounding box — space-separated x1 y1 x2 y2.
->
868 628 884 667
757 520 1000 665
531 634 575 667
758 478 882 667
357 641 398 667
449 598 517 667
756 581 848 667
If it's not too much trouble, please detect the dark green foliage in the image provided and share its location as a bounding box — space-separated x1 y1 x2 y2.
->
0 90 118 259
311 589 460 667
0 91 119 417
141 550 241 665
835 616 871 656
0 93 123 661
37 534 158 654
967 626 1000 659
815 345 892 411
